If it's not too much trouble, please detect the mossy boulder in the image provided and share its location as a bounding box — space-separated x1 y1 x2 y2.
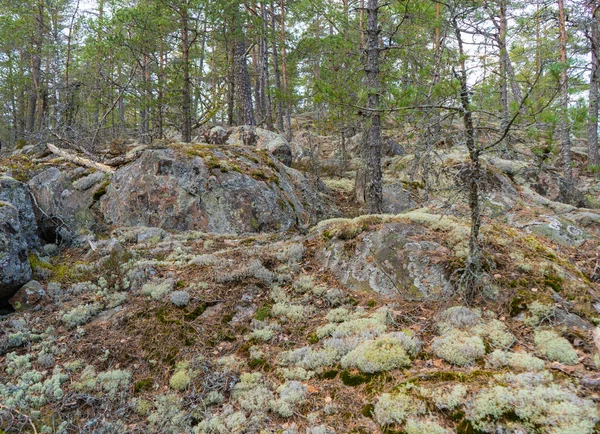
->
101 147 330 234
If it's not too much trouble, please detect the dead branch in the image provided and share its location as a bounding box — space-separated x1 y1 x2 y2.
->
46 143 115 174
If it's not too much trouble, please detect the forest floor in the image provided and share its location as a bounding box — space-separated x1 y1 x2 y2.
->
2 126 600 433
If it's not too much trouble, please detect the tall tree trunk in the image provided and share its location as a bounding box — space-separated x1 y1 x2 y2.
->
280 0 292 140
261 1 273 130
558 0 572 180
271 0 284 132
359 0 383 214
234 24 255 126
431 1 442 142
181 7 192 142
453 17 483 302
588 0 600 166
157 51 165 140
499 0 509 136
252 45 262 122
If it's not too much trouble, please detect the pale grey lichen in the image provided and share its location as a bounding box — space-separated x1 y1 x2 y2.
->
437 306 482 334
231 372 273 412
269 380 308 417
61 303 102 329
467 380 599 433
170 290 190 307
340 332 419 373
404 419 451 434
487 350 545 371
534 329 578 365
524 301 555 327
431 329 485 366
141 280 174 300
374 390 422 426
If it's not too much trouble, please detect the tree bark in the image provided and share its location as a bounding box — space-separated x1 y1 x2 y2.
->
280 0 292 140
181 7 192 142
454 16 482 302
234 26 255 126
271 0 284 132
359 0 383 214
558 0 572 180
588 0 600 166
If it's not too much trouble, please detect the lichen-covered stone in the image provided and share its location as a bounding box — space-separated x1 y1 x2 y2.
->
9 280 47 311
321 222 452 299
101 147 329 234
0 201 32 303
28 167 105 235
0 176 39 249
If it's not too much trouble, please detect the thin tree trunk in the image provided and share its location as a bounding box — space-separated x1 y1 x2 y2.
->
360 0 383 214
181 7 191 142
499 0 509 136
588 0 600 166
280 0 291 140
454 16 482 302
558 0 572 180
234 19 255 126
271 0 284 132
262 1 273 130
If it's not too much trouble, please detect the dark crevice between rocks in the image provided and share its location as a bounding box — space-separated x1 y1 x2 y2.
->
0 296 15 315
38 217 64 245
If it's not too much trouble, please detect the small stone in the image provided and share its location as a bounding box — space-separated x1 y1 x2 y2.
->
9 280 47 310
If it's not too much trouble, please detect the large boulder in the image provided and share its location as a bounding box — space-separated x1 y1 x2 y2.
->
0 176 39 249
101 145 330 234
227 126 293 166
0 201 33 304
28 167 108 240
320 220 452 300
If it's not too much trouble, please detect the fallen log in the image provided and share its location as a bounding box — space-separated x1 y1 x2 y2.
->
46 143 115 174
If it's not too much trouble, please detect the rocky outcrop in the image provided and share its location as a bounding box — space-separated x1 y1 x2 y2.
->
320 221 452 300
227 126 293 167
0 201 33 304
28 167 108 239
0 176 39 249
204 126 293 166
101 146 330 234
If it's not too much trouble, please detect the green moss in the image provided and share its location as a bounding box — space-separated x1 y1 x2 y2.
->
319 369 339 380
184 303 207 321
340 369 374 386
92 180 111 201
308 332 319 344
134 378 154 393
362 404 375 418
543 270 563 292
367 299 377 308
